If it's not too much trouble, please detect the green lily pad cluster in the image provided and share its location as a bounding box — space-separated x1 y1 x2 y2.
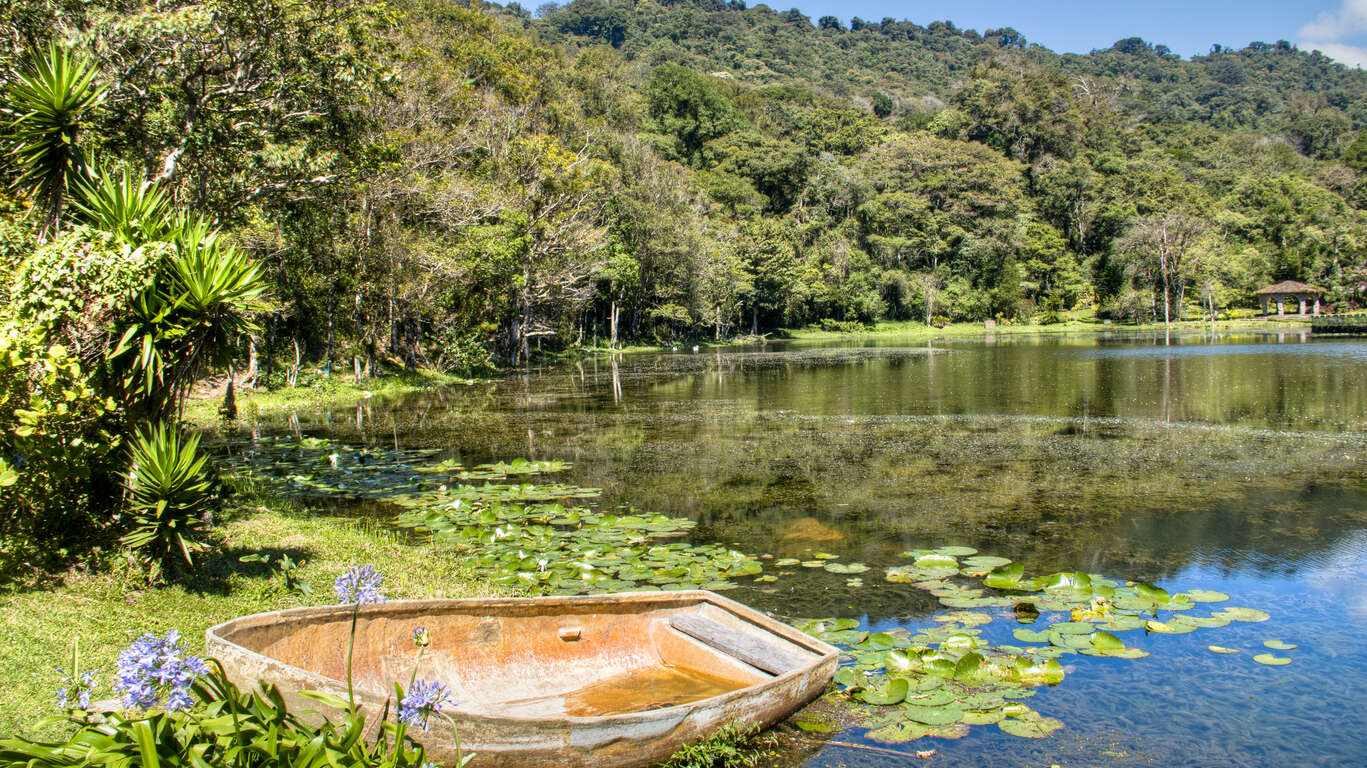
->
793 546 1279 744
397 499 763 594
215 436 453 500
216 437 766 594
798 618 1064 744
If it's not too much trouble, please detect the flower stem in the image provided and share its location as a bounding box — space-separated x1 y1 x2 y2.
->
347 602 360 713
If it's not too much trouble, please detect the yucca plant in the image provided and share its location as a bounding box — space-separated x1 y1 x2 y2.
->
70 165 174 245
122 422 212 569
113 219 268 419
1 43 106 236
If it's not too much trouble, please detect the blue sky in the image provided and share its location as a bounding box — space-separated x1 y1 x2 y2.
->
781 0 1367 66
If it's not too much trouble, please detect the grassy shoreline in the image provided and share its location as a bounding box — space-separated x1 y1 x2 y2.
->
595 315 1314 355
0 485 504 739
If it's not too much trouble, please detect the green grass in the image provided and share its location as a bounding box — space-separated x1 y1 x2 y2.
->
594 315 1314 354
779 316 1311 342
0 487 506 739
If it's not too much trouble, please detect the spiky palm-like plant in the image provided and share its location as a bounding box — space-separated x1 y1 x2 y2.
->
122 422 211 569
70 165 174 245
1 44 106 237
113 218 268 419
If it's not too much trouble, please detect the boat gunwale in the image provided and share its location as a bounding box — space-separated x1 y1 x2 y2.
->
205 590 839 726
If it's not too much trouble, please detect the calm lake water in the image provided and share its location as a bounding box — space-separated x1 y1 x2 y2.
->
240 330 1367 767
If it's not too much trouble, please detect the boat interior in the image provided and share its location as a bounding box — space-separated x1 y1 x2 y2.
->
213 595 826 719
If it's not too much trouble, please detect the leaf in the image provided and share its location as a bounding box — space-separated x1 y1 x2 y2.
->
1262 640 1298 651
1185 589 1230 603
866 722 928 744
998 713 1063 738
1252 654 1292 666
857 677 910 705
1217 607 1271 623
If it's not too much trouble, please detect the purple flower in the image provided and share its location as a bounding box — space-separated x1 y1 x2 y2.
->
334 565 386 605
412 626 429 648
55 668 98 710
113 630 208 711
398 678 451 731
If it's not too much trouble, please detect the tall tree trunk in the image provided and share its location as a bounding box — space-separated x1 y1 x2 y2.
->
325 283 336 379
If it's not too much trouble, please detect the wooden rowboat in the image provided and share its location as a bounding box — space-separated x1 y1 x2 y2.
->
206 591 838 768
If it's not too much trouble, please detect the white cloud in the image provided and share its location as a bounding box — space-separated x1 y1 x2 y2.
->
1308 41 1367 67
1299 0 1367 41
1299 0 1367 67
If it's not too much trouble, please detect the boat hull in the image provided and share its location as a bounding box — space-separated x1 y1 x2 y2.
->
206 591 838 768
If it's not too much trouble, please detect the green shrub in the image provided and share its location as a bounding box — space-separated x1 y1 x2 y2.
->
0 323 119 549
7 226 158 362
122 422 213 570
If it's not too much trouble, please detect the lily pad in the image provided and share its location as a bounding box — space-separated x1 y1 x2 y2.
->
1252 654 1293 666
866 722 928 744
1263 640 1298 651
1012 628 1051 644
1050 621 1094 635
793 719 838 733
1185 589 1231 603
858 677 910 705
963 555 1013 569
1207 646 1241 654
998 713 1063 739
933 546 978 557
900 704 964 726
1217 607 1271 623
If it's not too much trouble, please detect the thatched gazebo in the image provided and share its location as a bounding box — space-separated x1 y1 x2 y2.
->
1256 280 1325 316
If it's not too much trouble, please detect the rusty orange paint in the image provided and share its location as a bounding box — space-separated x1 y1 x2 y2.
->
206 591 838 768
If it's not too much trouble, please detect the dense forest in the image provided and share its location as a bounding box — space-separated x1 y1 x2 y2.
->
5 0 1367 378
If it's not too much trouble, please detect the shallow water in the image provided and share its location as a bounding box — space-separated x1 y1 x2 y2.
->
232 330 1367 766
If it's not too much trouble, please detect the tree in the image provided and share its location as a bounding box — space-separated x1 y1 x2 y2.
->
645 64 742 165
1119 213 1205 327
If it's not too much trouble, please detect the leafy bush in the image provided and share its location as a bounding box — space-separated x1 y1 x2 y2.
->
1038 294 1064 325
122 423 212 569
7 226 159 365
0 323 119 549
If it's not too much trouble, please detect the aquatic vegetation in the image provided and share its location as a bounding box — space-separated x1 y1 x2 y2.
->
793 547 1287 744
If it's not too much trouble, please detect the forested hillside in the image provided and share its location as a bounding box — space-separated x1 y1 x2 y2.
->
5 0 1367 377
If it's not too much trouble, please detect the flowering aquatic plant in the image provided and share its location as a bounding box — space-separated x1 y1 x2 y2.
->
398 678 451 731
113 629 208 711
55 668 98 711
335 564 386 604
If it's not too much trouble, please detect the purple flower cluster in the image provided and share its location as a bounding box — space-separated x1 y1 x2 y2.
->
113 630 208 712
412 626 429 648
55 668 98 710
398 678 451 731
334 564 386 605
